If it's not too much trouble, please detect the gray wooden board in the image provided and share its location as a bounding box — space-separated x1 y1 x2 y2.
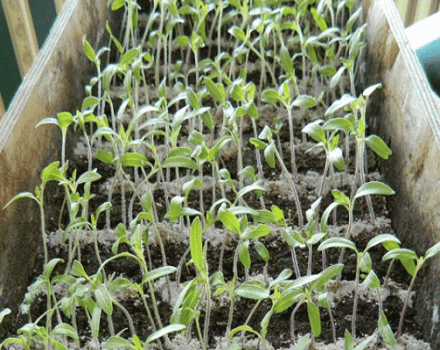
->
363 0 440 347
0 0 113 326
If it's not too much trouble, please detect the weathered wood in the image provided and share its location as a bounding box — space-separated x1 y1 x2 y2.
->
0 0 111 329
1 0 39 77
54 0 67 14
363 0 440 347
0 92 4 118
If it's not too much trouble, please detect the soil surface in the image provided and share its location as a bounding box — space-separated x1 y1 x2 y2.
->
0 1 434 350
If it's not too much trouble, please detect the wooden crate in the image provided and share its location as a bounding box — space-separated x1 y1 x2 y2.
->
363 0 440 346
0 0 113 320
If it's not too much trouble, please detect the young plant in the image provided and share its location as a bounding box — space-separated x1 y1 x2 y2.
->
382 240 440 337
318 234 401 340
250 125 304 230
261 81 316 176
3 161 63 267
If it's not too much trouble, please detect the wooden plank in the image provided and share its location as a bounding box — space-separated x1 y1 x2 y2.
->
0 92 4 119
54 0 67 14
363 0 440 347
415 0 432 22
404 0 418 26
1 0 39 77
0 0 111 325
395 0 410 23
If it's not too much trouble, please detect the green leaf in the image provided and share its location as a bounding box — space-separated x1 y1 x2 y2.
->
190 217 204 273
280 45 293 74
146 324 186 344
3 192 38 210
293 95 316 109
51 323 79 341
378 311 396 349
228 26 246 41
365 135 392 159
383 248 417 276
57 112 74 130
302 120 325 143
111 0 125 11
144 266 178 284
77 170 101 185
425 241 440 259
332 189 350 206
95 285 113 316
204 77 225 105
264 142 276 168
254 241 270 263
307 44 318 64
330 66 346 89
318 237 357 253
44 258 64 279
162 156 197 170
36 117 59 129
354 331 378 350
235 280 269 300
325 94 356 116
249 138 268 150
0 309 11 324
202 110 214 130
382 248 418 262
363 83 382 97
360 252 372 273
238 241 251 268
174 35 189 47
83 36 96 62
42 161 63 183
96 149 114 164
320 202 339 233
273 289 302 313
307 301 321 337
242 224 271 240
252 209 277 224
167 196 185 223
345 329 354 350
354 181 395 199
323 118 354 133
109 277 133 292
122 152 148 167
320 65 337 77
295 333 311 350
103 336 135 350
236 181 265 203
329 147 345 171
261 89 281 104
365 234 400 252
72 260 88 279
120 47 140 65
363 270 380 289
311 264 344 290
229 325 260 341
186 87 200 110
285 274 321 290
218 209 241 233
269 268 293 288
82 96 99 111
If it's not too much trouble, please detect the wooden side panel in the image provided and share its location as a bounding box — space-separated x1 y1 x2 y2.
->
0 92 4 119
1 0 39 77
54 0 67 14
0 0 110 327
363 0 440 346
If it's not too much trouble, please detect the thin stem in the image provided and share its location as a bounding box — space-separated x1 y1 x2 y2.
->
397 268 418 337
275 149 303 230
352 257 361 339
112 298 136 336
